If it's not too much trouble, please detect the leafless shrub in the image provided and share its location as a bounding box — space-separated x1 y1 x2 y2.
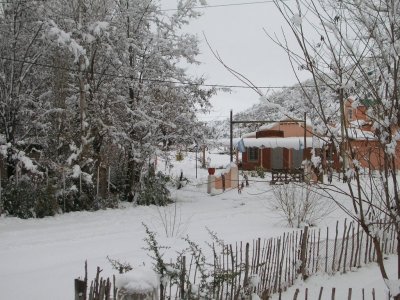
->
269 183 334 228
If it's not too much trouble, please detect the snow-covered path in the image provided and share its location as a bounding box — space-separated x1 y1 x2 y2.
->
0 152 391 299
0 164 287 299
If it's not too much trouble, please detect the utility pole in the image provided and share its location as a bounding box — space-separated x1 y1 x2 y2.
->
230 110 233 162
304 112 307 160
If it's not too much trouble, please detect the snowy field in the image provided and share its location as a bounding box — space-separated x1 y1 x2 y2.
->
0 150 394 299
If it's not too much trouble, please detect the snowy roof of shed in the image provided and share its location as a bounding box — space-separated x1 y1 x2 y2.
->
243 136 323 150
241 119 313 138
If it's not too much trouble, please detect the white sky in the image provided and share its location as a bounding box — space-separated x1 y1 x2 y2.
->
161 0 311 121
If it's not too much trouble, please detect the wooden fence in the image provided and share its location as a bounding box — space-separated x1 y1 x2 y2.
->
76 219 397 299
284 287 388 300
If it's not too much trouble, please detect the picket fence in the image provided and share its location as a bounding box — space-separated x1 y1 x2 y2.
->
75 218 398 300
284 287 388 300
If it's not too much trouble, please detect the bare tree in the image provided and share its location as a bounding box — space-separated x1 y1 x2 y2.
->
266 0 400 296
209 0 400 295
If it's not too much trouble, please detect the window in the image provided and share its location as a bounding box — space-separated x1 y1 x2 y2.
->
248 147 259 161
348 108 353 120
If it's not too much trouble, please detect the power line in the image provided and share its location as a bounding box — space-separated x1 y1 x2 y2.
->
0 55 311 90
0 0 289 25
161 0 285 11
0 0 283 7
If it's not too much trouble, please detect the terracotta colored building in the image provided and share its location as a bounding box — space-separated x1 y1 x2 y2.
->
325 98 400 171
240 120 314 171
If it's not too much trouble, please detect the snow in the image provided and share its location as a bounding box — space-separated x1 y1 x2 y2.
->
242 137 314 150
89 21 109 37
115 267 159 294
384 279 400 297
0 150 395 300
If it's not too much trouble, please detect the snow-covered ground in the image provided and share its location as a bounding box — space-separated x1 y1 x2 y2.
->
0 150 393 299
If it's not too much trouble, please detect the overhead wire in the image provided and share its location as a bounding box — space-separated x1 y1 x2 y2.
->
0 0 289 24
0 0 286 8
0 55 316 90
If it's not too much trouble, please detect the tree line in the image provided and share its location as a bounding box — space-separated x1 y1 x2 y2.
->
0 0 214 218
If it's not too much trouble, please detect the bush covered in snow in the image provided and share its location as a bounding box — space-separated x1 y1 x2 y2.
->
137 168 172 206
3 179 59 219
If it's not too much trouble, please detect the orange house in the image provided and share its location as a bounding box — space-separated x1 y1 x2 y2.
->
327 98 400 171
240 120 314 171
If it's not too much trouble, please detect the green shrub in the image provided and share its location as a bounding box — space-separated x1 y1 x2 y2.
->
255 166 265 178
3 180 36 219
35 184 59 218
137 170 172 206
176 151 184 161
3 179 59 219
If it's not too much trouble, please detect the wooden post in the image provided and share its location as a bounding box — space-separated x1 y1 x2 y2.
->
108 167 111 194
230 110 233 162
332 221 339 272
74 279 86 300
180 256 186 299
348 288 352 300
299 226 309 279
62 170 66 212
304 112 307 160
244 243 250 291
292 288 300 300
0 168 2 215
97 166 100 197
79 172 82 194
331 287 336 300
202 145 206 168
318 287 324 300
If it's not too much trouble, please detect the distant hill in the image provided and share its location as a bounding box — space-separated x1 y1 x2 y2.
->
206 79 339 139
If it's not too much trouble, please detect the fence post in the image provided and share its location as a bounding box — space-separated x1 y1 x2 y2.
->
180 256 186 299
292 288 299 300
244 242 250 291
74 278 86 300
299 226 309 280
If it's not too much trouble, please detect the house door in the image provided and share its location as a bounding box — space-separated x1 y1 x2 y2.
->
292 149 304 169
271 147 283 169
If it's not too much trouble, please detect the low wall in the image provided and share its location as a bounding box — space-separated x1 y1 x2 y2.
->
207 163 238 194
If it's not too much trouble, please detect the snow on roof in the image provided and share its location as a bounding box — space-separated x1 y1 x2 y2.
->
246 119 313 136
243 136 319 150
242 132 256 138
345 128 377 140
258 122 278 131
349 119 367 127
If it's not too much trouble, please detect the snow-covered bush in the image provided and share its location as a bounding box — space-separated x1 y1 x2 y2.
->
3 179 59 219
269 183 333 228
34 184 59 218
137 169 172 206
3 180 36 219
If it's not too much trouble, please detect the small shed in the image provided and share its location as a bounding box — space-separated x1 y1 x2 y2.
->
240 120 315 171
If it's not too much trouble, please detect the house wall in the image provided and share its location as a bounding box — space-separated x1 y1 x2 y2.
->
241 147 312 171
239 121 313 171
345 99 368 124
350 140 400 171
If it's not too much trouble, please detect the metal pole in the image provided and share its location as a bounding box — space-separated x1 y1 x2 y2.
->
0 169 2 214
195 145 198 179
230 110 233 162
304 112 307 159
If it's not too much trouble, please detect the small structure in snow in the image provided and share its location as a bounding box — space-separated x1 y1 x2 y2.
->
115 267 159 300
